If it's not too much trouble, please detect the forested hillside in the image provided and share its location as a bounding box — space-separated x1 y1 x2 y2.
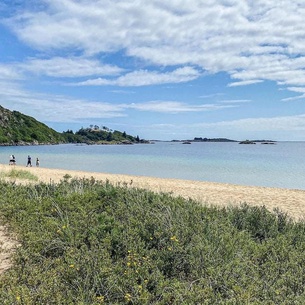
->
0 106 64 145
62 126 142 144
0 105 144 145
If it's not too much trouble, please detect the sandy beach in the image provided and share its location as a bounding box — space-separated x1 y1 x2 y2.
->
1 163 305 220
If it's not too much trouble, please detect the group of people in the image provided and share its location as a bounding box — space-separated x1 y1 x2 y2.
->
9 155 40 167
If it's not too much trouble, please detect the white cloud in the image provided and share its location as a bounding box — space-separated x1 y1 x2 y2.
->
204 115 305 132
0 81 126 122
199 93 224 99
76 67 201 86
228 80 263 87
219 99 251 104
127 101 235 113
4 0 305 88
0 65 23 80
21 57 123 77
282 95 305 102
286 87 305 94
0 80 234 123
281 86 305 101
109 90 135 94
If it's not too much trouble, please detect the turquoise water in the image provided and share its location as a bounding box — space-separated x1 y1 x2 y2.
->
1 141 305 190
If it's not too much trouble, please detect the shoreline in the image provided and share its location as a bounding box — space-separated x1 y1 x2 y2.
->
1 164 305 220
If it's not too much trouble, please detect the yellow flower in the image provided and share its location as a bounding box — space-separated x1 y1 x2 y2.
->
170 235 178 242
96 295 105 303
124 293 132 301
16 296 21 302
69 264 74 268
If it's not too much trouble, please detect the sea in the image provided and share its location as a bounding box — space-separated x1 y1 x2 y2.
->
1 141 305 190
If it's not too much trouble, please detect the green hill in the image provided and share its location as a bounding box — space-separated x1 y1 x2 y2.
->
0 106 64 145
0 106 145 145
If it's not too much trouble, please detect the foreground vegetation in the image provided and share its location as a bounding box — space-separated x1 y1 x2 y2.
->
0 177 305 304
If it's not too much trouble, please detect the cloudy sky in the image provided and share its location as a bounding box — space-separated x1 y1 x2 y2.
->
1 0 305 140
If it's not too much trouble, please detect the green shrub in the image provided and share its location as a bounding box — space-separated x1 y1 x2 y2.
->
0 179 304 304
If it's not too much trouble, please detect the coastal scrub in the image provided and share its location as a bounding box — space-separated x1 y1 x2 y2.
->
1 169 38 181
0 178 304 304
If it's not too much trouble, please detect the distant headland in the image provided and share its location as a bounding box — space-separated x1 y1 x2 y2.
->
0 105 147 146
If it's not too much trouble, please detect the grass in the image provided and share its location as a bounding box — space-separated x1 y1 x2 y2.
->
1 169 38 181
0 177 304 304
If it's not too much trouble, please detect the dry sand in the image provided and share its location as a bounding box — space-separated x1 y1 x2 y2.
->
1 163 305 273
1 163 305 219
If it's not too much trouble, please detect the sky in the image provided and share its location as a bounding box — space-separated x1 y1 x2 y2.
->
1 0 305 141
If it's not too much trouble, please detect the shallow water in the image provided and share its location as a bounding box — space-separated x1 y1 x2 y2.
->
1 141 305 190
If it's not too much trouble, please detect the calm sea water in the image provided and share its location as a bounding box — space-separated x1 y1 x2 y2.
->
1 141 305 190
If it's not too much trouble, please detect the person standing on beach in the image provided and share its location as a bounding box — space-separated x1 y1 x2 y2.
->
26 155 32 167
36 157 40 167
9 155 16 165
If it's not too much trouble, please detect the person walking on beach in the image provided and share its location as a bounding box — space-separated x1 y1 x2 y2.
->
26 155 32 167
36 157 40 167
9 155 16 165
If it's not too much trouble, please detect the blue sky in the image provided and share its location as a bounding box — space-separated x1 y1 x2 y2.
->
1 0 305 141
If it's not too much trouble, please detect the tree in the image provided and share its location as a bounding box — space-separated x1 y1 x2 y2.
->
64 129 74 134
107 132 113 141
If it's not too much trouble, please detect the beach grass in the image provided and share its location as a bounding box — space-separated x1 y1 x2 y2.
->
0 177 305 304
1 168 38 181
